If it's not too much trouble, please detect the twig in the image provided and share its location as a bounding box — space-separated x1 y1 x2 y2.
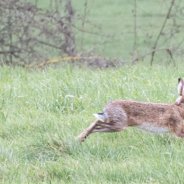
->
132 47 176 65
133 0 137 51
72 24 113 38
35 39 62 50
150 0 176 65
0 50 21 54
132 0 138 64
166 48 176 66
80 0 88 50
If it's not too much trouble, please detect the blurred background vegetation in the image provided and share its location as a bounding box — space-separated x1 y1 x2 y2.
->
0 0 184 67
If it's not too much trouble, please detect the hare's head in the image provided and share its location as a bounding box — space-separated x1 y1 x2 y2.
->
175 78 184 105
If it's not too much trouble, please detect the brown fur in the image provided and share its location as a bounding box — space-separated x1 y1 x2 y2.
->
77 78 184 142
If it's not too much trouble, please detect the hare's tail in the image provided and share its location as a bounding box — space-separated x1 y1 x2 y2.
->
93 112 107 122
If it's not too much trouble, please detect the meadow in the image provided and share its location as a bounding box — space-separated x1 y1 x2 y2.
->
1 64 184 183
1 0 184 183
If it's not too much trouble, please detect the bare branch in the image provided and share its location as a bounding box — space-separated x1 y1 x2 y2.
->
132 47 176 66
0 0 76 65
150 0 176 65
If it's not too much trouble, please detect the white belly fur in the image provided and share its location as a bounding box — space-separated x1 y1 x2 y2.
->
136 122 169 134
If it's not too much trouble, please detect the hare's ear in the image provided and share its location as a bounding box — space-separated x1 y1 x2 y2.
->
175 96 183 105
178 78 183 83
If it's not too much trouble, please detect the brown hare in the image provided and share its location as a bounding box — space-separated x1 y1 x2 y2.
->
77 78 184 142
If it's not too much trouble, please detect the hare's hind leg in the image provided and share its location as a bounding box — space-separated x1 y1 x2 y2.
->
76 120 114 142
92 121 126 133
77 107 128 142
76 120 99 142
77 120 126 142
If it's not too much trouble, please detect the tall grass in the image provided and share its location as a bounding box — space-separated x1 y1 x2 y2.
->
0 64 184 183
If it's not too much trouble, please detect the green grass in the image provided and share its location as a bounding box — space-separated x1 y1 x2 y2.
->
2 0 184 183
0 63 184 183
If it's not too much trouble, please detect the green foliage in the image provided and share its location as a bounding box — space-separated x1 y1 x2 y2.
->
0 64 184 183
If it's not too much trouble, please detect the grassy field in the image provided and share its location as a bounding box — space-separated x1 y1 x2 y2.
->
1 0 184 183
0 64 184 183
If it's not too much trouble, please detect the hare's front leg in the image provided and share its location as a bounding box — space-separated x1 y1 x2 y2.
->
163 110 184 138
173 123 184 137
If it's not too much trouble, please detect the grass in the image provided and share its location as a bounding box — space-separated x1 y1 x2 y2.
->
0 63 184 183
2 0 184 183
